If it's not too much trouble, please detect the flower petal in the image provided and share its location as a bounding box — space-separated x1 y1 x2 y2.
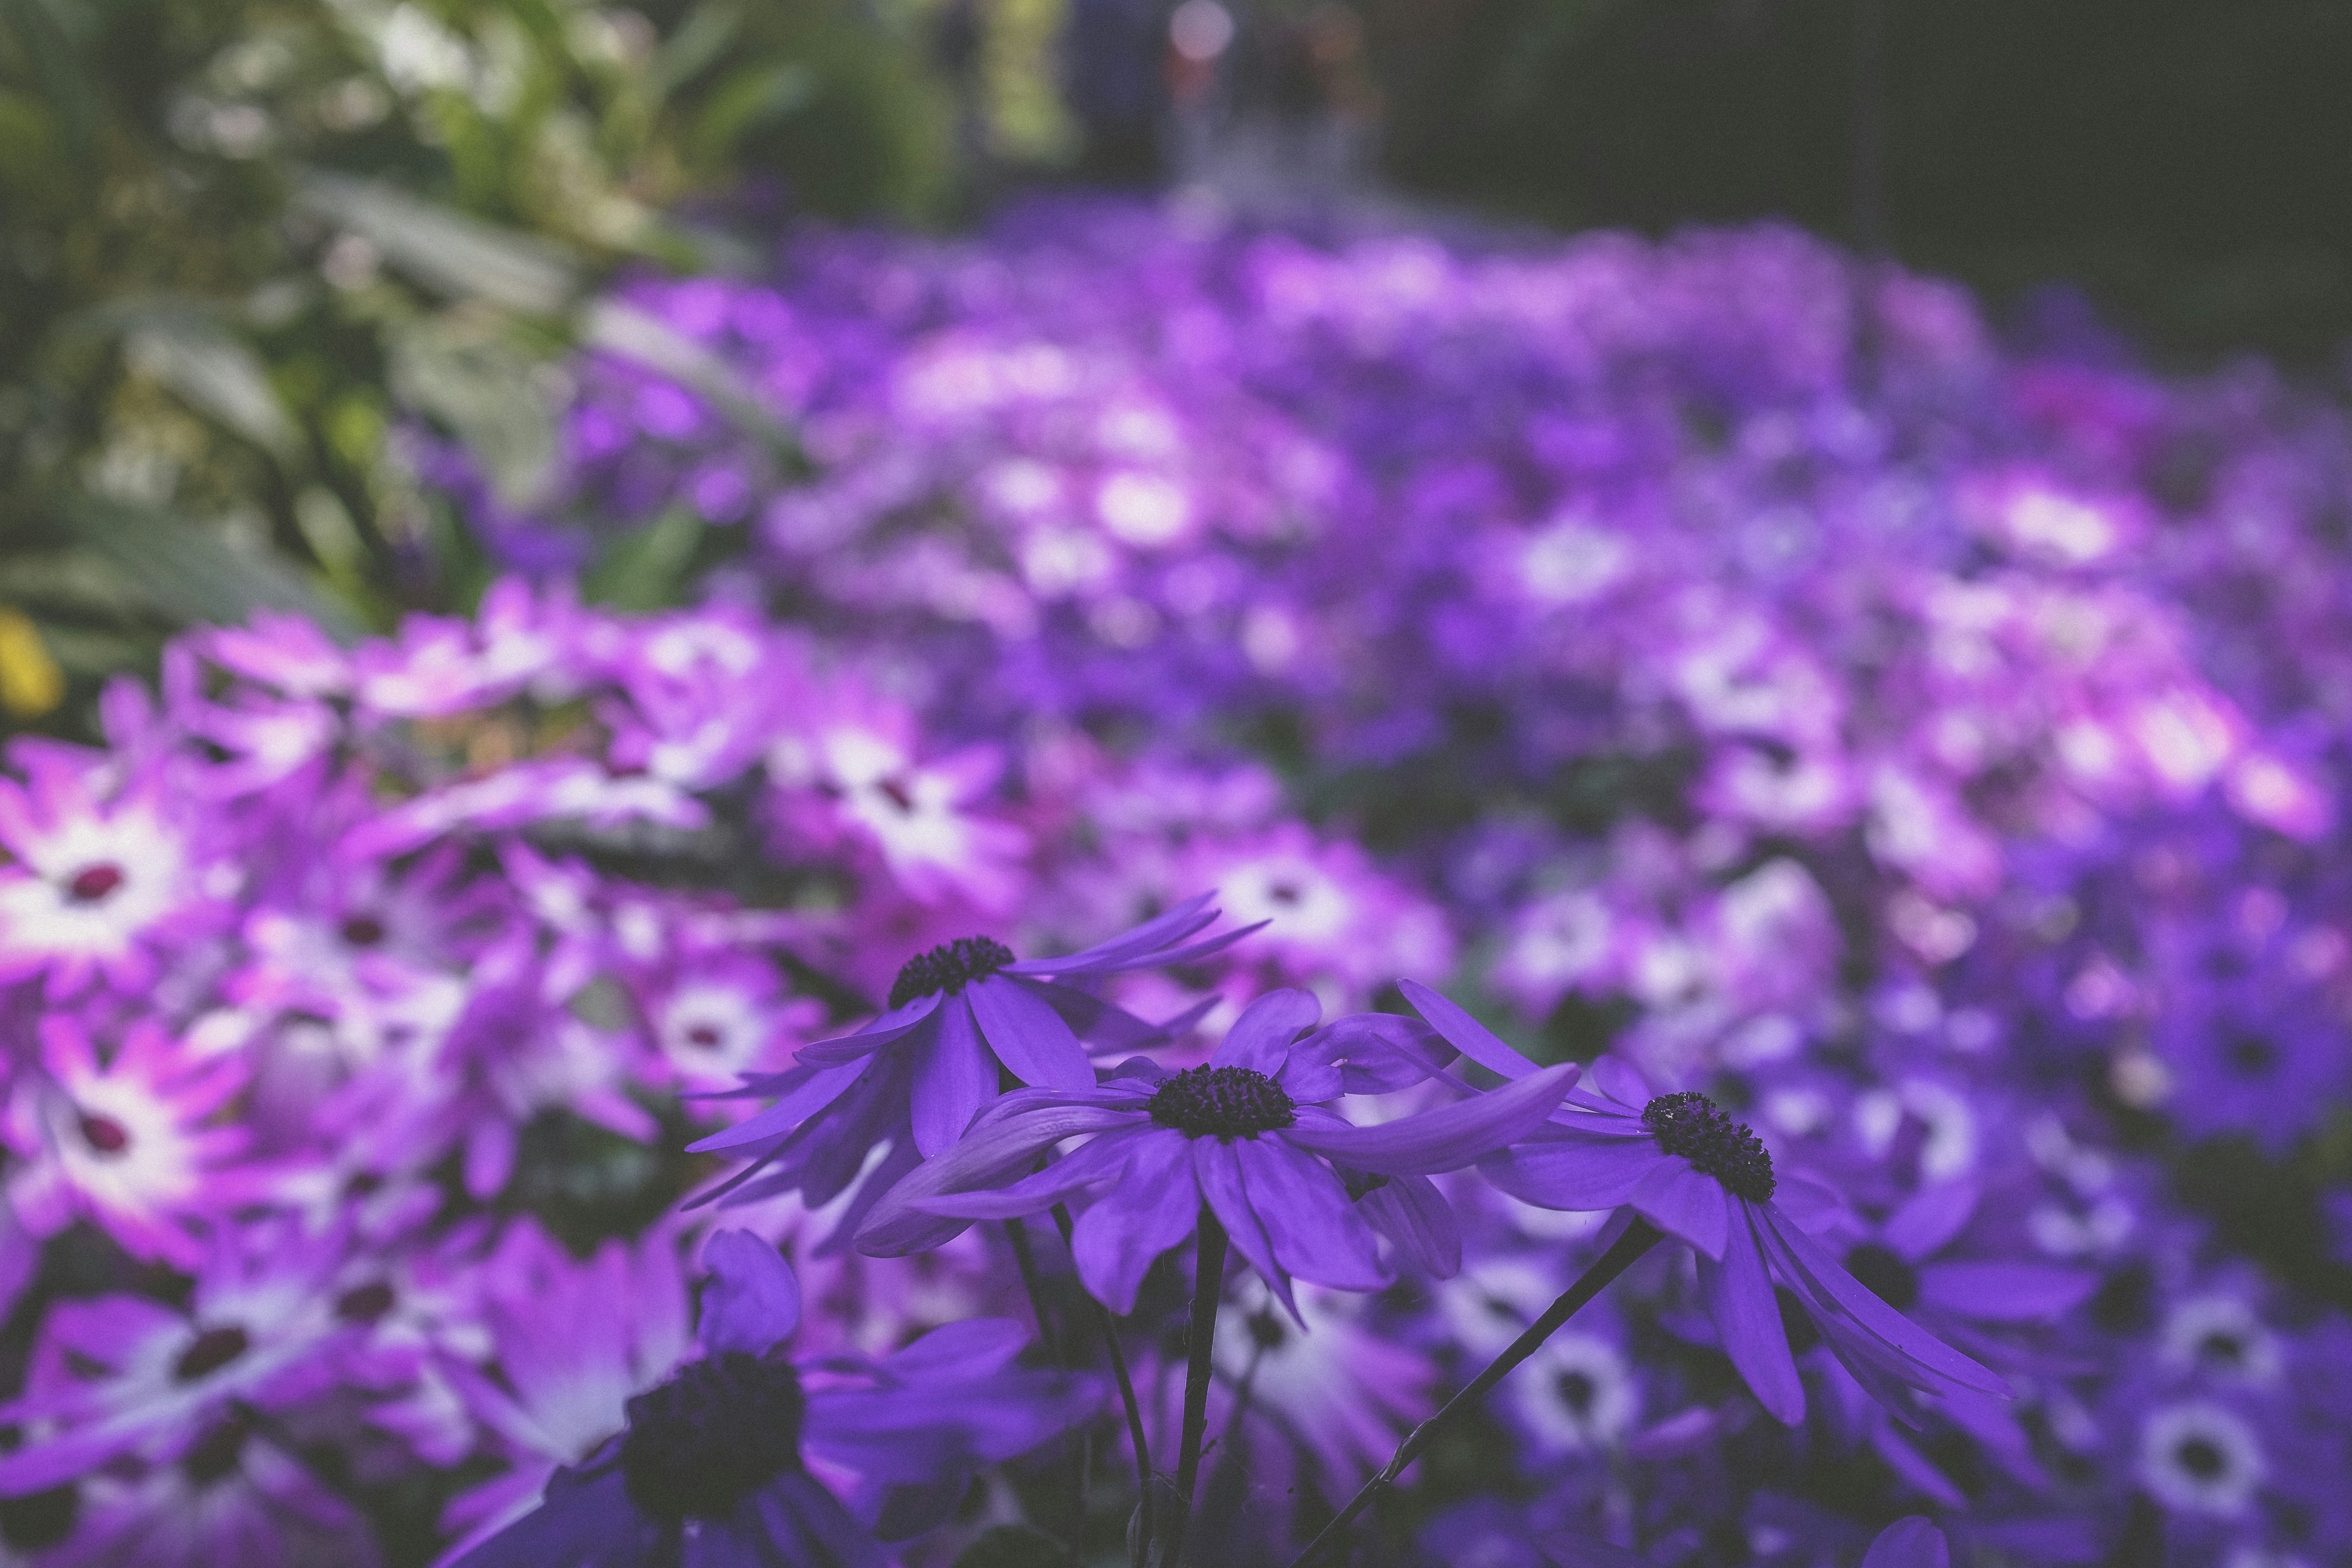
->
686 1059 871 1153
1476 1135 1659 1211
699 1230 802 1356
1861 1517 1950 1568
793 995 941 1066
1193 1138 1292 1318
857 1104 1139 1256
1281 1062 1579 1175
1071 1132 1202 1314
1237 1136 1388 1292
1697 1205 1805 1425
1916 1261 2098 1323
1355 1172 1461 1277
1211 988 1322 1073
914 1129 1140 1219
1630 1160 1730 1260
967 975 1094 1090
1881 1177 1980 1262
1399 979 1536 1080
1758 1208 2010 1397
909 998 994 1159
1004 892 1219 974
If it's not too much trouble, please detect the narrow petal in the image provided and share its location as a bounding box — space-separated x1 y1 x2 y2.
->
1399 979 1535 1080
1476 1137 1658 1211
699 1230 802 1355
1861 1517 1950 1568
857 1104 1139 1256
1698 1206 1805 1424
1004 892 1218 974
1071 1133 1201 1314
967 975 1094 1090
1193 1138 1291 1317
1302 1012 1459 1093
914 1130 1139 1219
1916 1261 2099 1323
793 996 941 1066
687 1060 872 1154
908 999 993 1158
1758 1209 2010 1397
1211 989 1322 1073
1281 1062 1579 1175
1881 1177 1981 1262
1584 1055 1654 1110
1630 1160 1730 1260
1237 1137 1388 1292
1354 1172 1461 1277
1767 1167 1846 1235
1005 977 1169 1053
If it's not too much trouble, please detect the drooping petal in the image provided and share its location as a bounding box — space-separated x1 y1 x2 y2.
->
1353 1172 1461 1277
1767 1167 1846 1235
1281 1063 1579 1175
687 1059 875 1154
1236 1136 1388 1292
913 1128 1140 1219
792 995 942 1066
1399 979 1536 1080
966 975 1093 1090
1583 1055 1654 1110
1861 1516 1950 1568
908 997 994 1158
1071 1132 1202 1314
1916 1261 2099 1323
1697 1205 1805 1424
857 1104 1139 1256
1477 1136 1660 1211
1629 1159 1730 1260
1301 1011 1460 1094
754 1475 891 1568
699 1230 802 1356
1211 988 1322 1073
1004 892 1219 975
1193 1137 1292 1318
1881 1177 1981 1262
1758 1208 2010 1397
1005 977 1170 1053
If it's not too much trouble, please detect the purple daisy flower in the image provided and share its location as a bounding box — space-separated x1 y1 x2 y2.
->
858 989 1579 1315
685 893 1254 1224
1399 982 2007 1425
451 1231 1097 1568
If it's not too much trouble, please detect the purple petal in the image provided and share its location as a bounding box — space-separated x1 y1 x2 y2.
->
1005 977 1170 1053
794 996 940 1066
1399 979 1535 1080
1004 892 1219 974
1758 1209 2010 1396
1584 1055 1653 1110
1697 1206 1805 1424
967 975 1094 1090
1630 1160 1730 1259
756 1477 890 1568
856 1104 1139 1256
699 1230 802 1356
1767 1167 1847 1235
1881 1177 1981 1262
1862 1517 1950 1568
687 1059 872 1154
1355 1172 1461 1277
909 998 993 1159
1916 1261 2098 1323
1476 1136 1659 1211
1303 1012 1460 1093
1071 1132 1203 1314
1193 1138 1292 1317
914 1129 1139 1219
1211 988 1322 1072
1869 1424 1969 1509
1237 1136 1388 1292
1281 1062 1578 1175
874 1318 1031 1380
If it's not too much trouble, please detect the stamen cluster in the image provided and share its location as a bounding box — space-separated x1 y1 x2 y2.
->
889 936 1016 1009
618 1353 807 1524
1642 1091 1776 1201
1148 1065 1298 1141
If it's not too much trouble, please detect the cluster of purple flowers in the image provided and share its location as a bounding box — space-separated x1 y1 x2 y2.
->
4 196 2352 1567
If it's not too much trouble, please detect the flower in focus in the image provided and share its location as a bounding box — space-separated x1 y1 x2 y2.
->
450 1230 1097 1567
863 988 1578 1315
1407 981 2007 1425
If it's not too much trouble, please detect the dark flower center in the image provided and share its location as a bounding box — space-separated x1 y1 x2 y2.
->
2176 1436 2227 1480
1642 1092 1776 1201
339 914 387 947
1843 1243 1921 1310
889 936 1016 1009
77 1114 130 1156
1148 1065 1298 1141
0 1486 78 1553
619 1353 807 1525
2225 1034 2277 1077
181 1419 248 1486
2196 1330 2246 1368
336 1282 397 1324
65 864 124 904
1556 1371 1596 1414
173 1326 250 1384
686 1023 724 1049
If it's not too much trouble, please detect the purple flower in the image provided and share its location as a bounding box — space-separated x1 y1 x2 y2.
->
1405 981 2006 1425
860 989 1578 1315
450 1230 1097 1567
686 893 1253 1223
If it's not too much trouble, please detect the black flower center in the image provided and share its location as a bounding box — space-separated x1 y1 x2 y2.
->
173 1326 250 1384
77 1114 130 1156
1843 1243 1921 1310
65 864 123 904
336 1282 397 1324
339 914 387 947
2225 1034 2277 1077
889 936 1016 1009
1148 1065 1298 1141
1642 1092 1776 1201
2196 1330 2246 1369
619 1353 807 1525
686 1023 724 1049
2176 1436 2227 1480
1556 1371 1596 1414
0 1486 78 1553
181 1419 248 1486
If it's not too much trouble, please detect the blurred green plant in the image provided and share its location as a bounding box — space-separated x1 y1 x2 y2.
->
0 0 955 731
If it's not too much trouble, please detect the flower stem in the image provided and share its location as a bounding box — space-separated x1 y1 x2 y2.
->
1052 1203 1155 1568
1164 1206 1229 1567
1284 1217 1664 1568
1004 1217 1085 1551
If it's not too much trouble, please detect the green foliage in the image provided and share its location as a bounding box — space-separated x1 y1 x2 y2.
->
0 0 954 732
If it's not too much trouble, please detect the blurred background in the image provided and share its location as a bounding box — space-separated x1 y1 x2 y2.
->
6 0 2351 728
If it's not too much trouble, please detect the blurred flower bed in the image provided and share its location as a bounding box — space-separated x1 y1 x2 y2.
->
6 196 2352 1566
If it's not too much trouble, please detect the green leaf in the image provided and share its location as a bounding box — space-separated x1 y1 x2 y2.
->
690 60 817 165
124 318 301 462
387 311 562 506
0 0 95 162
66 498 362 639
582 505 702 612
295 170 582 316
